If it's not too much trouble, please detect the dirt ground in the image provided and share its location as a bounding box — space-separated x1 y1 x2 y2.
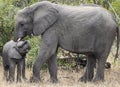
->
0 63 120 87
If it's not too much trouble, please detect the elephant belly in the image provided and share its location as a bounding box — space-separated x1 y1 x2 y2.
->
59 35 95 53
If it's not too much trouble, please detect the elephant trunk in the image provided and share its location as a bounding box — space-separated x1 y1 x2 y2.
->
14 31 19 42
14 28 25 42
14 33 22 42
14 36 22 42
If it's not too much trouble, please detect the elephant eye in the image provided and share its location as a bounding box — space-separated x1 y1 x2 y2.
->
20 23 24 27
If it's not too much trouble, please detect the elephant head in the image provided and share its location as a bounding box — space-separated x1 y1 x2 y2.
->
3 40 30 59
14 1 58 41
16 40 31 55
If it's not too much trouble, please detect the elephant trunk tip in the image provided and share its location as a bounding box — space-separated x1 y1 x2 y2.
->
14 37 21 42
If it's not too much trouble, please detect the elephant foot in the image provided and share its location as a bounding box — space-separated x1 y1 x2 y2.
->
8 77 14 83
93 77 104 82
48 78 58 83
22 77 27 81
79 76 93 83
17 78 22 83
79 76 87 83
30 76 40 83
7 80 13 84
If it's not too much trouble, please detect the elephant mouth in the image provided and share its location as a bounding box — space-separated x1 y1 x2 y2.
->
25 49 29 53
17 33 33 42
17 36 24 41
14 33 25 42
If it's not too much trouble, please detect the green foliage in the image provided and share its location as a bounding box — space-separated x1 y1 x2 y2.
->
0 0 19 53
111 0 120 24
57 58 76 68
26 36 41 64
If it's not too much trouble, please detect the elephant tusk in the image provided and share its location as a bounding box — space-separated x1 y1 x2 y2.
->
31 34 33 36
17 38 21 42
29 34 33 38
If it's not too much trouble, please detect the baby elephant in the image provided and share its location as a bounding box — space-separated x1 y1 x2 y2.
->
2 40 30 82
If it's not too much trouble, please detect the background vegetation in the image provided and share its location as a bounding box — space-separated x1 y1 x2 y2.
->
0 0 120 65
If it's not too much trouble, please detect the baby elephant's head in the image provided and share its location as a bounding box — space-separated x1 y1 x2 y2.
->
16 40 31 55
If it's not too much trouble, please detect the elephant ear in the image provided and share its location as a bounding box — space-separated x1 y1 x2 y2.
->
8 47 22 59
33 5 58 36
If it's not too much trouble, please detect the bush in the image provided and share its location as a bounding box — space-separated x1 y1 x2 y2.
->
26 36 41 64
0 0 19 54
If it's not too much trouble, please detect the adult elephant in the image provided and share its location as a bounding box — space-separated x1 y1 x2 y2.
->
14 1 119 83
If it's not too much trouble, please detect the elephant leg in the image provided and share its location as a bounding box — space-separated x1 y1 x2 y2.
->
93 55 107 82
47 54 58 83
3 61 9 81
30 40 58 83
9 59 15 82
94 40 114 82
80 54 96 82
21 59 27 80
30 50 57 82
4 68 8 81
17 61 22 82
29 31 58 83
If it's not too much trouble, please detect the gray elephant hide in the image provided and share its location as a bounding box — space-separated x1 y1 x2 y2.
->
3 40 22 59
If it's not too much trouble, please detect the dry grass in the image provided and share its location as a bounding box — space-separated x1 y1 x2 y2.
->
0 60 120 87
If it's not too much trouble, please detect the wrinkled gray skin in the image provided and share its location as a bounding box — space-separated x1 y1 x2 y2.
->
14 1 119 83
2 40 30 82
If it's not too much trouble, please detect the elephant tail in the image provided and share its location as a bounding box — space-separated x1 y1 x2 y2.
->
114 27 119 61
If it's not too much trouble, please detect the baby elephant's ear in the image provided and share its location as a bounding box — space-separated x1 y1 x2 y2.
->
8 47 22 59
